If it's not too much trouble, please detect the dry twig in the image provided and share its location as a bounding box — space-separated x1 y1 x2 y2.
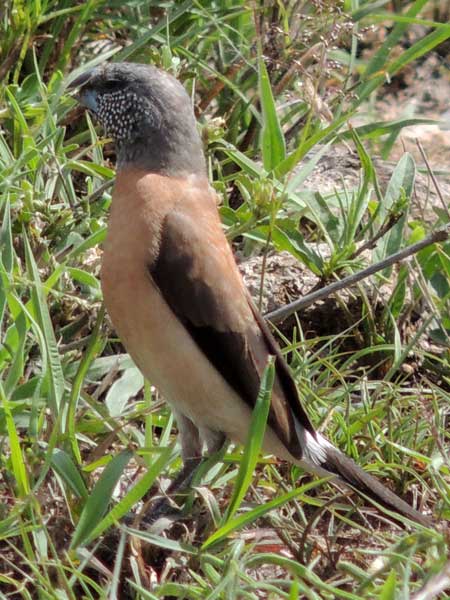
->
266 226 450 324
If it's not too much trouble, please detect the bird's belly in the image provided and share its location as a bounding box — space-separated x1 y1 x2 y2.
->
102 257 245 436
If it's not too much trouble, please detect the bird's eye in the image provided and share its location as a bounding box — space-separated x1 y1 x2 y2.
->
102 79 122 92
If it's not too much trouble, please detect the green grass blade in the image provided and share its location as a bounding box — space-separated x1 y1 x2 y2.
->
1 382 30 498
222 357 274 523
66 304 106 464
86 447 177 543
379 569 397 600
359 0 429 82
70 449 133 549
258 58 286 172
56 0 99 72
3 310 27 398
337 118 438 142
0 197 13 277
115 0 193 62
247 553 362 600
386 26 450 81
23 231 65 417
276 112 350 177
203 478 328 550
51 449 88 501
358 21 449 104
123 526 196 555
374 153 415 273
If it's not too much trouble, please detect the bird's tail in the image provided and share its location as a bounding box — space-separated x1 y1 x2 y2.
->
305 432 431 527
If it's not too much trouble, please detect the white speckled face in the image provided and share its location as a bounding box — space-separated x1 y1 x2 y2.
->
72 63 206 174
96 89 154 140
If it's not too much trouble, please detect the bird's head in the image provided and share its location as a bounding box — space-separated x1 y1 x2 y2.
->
68 62 205 175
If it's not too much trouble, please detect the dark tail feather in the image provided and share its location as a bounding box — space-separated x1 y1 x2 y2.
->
321 445 432 527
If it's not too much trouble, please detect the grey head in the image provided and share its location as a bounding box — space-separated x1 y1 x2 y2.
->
68 62 206 175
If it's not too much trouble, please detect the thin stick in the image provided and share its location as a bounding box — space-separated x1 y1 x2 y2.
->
350 211 402 260
265 226 449 324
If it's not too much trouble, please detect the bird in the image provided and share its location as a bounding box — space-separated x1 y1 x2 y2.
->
68 62 431 527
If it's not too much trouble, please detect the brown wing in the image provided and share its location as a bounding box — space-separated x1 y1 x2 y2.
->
148 190 315 458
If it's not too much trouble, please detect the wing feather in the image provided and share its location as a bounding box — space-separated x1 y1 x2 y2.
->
149 192 315 458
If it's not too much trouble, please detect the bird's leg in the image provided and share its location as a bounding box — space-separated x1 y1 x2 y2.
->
183 428 228 491
200 428 227 456
141 411 201 524
141 413 226 527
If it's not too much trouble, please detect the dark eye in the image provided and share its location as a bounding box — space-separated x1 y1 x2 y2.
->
102 79 123 93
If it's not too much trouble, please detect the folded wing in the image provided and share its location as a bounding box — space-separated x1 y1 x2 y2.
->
148 189 315 459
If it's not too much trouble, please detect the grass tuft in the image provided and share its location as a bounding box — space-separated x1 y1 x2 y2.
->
0 1 449 597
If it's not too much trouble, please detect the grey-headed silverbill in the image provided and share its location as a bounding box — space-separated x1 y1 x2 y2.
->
68 62 431 527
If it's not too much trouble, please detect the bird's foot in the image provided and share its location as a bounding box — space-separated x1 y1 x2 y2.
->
140 443 228 530
138 457 204 530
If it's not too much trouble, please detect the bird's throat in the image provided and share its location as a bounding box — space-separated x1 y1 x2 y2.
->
116 132 206 177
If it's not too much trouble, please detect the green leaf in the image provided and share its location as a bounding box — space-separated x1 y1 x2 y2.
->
344 129 373 246
222 357 274 524
51 449 88 501
0 199 14 330
373 153 415 273
357 0 430 100
105 364 144 418
386 26 450 82
352 0 390 21
358 14 449 104
271 222 324 275
259 58 285 171
66 267 101 290
67 227 107 260
3 310 27 398
290 191 340 251
123 526 195 555
70 449 133 549
385 264 408 321
0 198 13 276
222 143 265 178
286 141 333 193
66 304 106 463
116 0 194 61
379 569 397 600
86 447 176 543
1 383 30 498
276 113 349 178
338 118 437 142
203 477 328 550
23 231 65 416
